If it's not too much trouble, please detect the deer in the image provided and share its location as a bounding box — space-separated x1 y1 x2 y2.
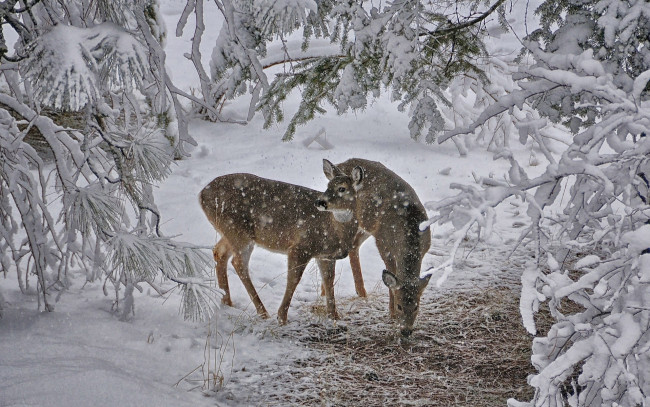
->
316 158 431 337
198 173 360 325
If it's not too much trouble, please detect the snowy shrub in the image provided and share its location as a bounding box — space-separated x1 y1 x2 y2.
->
0 1 217 320
430 0 650 405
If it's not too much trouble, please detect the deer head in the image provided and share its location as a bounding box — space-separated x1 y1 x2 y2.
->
315 159 363 223
382 270 431 337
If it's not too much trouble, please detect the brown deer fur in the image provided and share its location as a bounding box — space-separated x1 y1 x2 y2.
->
317 159 431 336
199 173 359 324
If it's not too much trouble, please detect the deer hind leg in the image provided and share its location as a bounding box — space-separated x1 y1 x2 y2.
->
231 242 269 319
321 232 368 298
317 258 339 320
277 249 311 325
350 231 369 297
213 238 233 307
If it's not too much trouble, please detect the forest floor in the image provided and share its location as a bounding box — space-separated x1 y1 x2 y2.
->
198 238 543 407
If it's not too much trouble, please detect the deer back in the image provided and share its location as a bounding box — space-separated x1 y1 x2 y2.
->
199 173 357 259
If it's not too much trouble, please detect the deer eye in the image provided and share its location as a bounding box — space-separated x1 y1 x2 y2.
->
338 187 347 193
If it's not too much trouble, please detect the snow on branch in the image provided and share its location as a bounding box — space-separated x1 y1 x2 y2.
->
429 1 650 403
24 23 150 111
106 232 219 321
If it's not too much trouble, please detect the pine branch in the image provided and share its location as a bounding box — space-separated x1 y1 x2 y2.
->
262 54 346 71
419 0 507 38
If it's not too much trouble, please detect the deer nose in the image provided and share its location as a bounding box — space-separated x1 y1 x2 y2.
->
315 199 327 210
400 328 413 337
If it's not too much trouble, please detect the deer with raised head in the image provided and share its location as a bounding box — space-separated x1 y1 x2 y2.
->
316 158 431 337
199 173 360 324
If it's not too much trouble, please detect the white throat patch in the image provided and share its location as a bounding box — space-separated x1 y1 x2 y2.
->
331 209 353 223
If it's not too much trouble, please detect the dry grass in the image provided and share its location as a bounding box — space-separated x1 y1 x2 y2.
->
255 285 549 406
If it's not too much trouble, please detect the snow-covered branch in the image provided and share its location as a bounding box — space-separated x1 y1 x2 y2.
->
429 0 650 404
192 0 504 141
0 1 217 321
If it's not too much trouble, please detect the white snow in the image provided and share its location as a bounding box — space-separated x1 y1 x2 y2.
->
622 224 650 254
575 254 601 269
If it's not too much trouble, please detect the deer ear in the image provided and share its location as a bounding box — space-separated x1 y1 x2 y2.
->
323 159 339 180
382 270 399 289
351 166 364 191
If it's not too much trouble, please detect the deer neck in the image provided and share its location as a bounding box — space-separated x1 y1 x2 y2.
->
335 216 359 241
379 203 429 280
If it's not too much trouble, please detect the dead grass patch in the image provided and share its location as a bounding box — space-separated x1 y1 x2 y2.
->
263 286 546 406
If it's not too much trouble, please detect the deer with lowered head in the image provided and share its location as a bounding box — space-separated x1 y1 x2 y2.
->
199 173 360 324
316 158 431 337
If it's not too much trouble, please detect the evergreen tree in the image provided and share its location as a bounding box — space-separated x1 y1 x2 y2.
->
184 0 506 141
0 0 218 321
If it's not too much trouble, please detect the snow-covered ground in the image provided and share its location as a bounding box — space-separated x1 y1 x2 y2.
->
0 2 540 406
0 106 523 406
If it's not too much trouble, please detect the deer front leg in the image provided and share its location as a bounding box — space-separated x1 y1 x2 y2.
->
320 233 367 298
231 243 269 319
317 258 339 320
213 239 233 307
278 249 310 325
375 239 398 319
321 247 365 297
